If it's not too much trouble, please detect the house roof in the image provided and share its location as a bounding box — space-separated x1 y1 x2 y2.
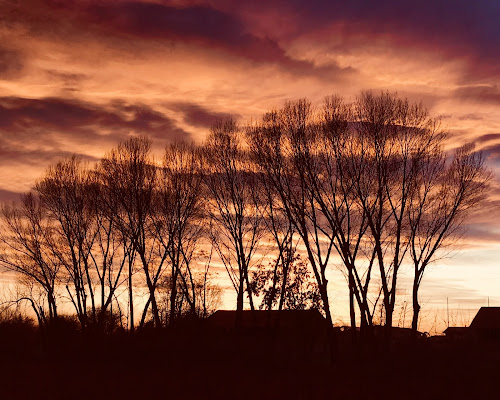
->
207 309 327 330
370 325 427 337
444 327 469 335
469 307 500 329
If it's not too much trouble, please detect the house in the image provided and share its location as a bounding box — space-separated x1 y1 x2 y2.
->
469 307 500 340
368 325 428 342
443 326 469 340
442 307 500 341
207 309 327 333
206 310 330 360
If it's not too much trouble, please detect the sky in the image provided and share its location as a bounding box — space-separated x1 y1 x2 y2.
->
1 0 500 331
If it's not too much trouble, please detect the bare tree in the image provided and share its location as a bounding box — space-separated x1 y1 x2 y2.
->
99 137 164 328
0 193 60 325
310 96 377 334
35 156 97 329
203 119 265 321
1 91 488 346
247 101 338 355
33 156 131 331
408 143 490 333
350 92 449 337
246 116 298 312
86 167 129 330
196 251 223 318
152 141 205 325
157 267 222 322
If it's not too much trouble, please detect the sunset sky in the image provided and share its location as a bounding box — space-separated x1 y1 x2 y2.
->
1 0 500 331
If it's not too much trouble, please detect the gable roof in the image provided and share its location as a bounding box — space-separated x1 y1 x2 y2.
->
469 307 500 329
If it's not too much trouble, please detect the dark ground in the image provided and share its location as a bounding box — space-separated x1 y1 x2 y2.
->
1 322 500 399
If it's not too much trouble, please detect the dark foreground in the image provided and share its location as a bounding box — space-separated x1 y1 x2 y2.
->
1 323 500 399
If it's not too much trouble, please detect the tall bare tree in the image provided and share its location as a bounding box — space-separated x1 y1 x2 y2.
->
312 95 376 334
35 156 97 329
152 141 205 325
204 119 264 320
99 137 164 328
0 193 60 325
408 143 490 332
86 167 129 329
350 92 449 336
248 101 337 350
246 115 298 312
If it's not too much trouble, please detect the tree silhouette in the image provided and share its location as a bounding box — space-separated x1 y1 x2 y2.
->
408 143 490 333
203 119 265 322
0 193 60 325
152 141 205 325
0 91 489 345
99 137 163 328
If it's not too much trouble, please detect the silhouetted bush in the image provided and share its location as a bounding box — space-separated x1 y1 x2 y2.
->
84 307 124 335
0 309 35 329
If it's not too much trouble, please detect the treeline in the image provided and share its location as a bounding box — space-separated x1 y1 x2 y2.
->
0 92 490 337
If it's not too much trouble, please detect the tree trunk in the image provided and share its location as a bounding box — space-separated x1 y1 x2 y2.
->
244 269 255 311
411 279 420 334
319 282 337 363
235 278 244 328
384 301 394 345
169 270 179 326
278 264 289 311
128 258 134 332
348 271 357 344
